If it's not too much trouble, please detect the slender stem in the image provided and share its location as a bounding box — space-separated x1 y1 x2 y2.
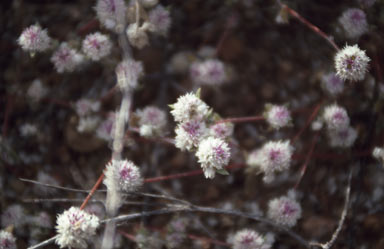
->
217 115 264 124
294 133 318 189
80 172 105 210
27 235 58 249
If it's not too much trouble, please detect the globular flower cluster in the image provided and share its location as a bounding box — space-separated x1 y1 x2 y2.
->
27 79 48 102
0 230 17 249
137 106 167 137
247 140 293 182
338 8 368 39
190 59 228 86
55 207 100 249
18 24 51 53
104 159 143 192
82 32 112 61
321 72 345 96
148 5 172 36
95 0 127 32
51 43 84 73
328 126 358 148
264 104 291 130
170 91 232 179
232 229 272 249
334 45 370 82
267 195 302 227
116 59 144 91
372 146 384 165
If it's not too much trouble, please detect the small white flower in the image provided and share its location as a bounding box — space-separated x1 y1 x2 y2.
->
0 230 17 249
95 0 127 32
196 137 231 179
321 72 345 96
18 24 51 52
170 92 210 123
334 45 370 82
328 126 358 148
267 196 302 227
104 159 143 192
82 32 112 61
258 140 293 176
27 79 48 102
55 207 100 249
339 8 368 39
323 104 350 131
373 147 384 163
126 22 154 49
209 122 234 139
190 59 228 86
148 5 171 36
51 43 84 73
116 59 144 90
175 120 207 151
265 105 291 129
232 229 270 249
20 123 38 137
137 106 167 137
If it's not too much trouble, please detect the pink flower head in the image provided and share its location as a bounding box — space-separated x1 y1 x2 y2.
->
265 105 291 129
51 43 84 73
190 59 228 86
267 196 302 227
95 0 127 32
82 32 112 61
18 24 51 52
339 8 368 39
148 5 172 36
323 104 350 131
232 229 270 249
321 72 345 96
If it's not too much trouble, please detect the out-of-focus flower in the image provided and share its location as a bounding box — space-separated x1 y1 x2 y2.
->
95 0 126 32
339 8 368 39
190 59 228 86
51 43 84 73
82 32 112 61
137 106 167 137
267 196 302 227
18 24 51 52
323 104 350 131
148 5 171 36
321 72 345 96
264 104 291 130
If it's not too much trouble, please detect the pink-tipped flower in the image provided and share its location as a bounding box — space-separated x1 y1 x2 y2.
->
95 0 127 32
258 140 293 176
148 5 171 36
232 229 271 249
321 72 345 96
323 104 350 131
265 104 291 130
137 106 167 137
190 59 228 86
170 91 210 123
0 230 17 249
328 126 358 148
55 207 100 249
196 137 231 179
339 8 368 39
116 59 144 90
18 24 51 52
267 196 302 227
209 122 234 139
334 45 370 82
104 159 143 192
175 120 207 151
82 32 112 61
51 43 84 73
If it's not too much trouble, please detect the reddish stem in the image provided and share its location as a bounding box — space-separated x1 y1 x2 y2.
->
294 133 318 189
80 172 105 210
217 115 264 124
2 95 13 138
77 19 99 35
280 3 340 51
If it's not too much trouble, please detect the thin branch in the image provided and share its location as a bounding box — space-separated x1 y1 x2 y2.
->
27 235 58 249
80 172 105 210
217 115 264 124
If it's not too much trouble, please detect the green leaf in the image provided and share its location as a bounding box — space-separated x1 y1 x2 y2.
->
195 88 201 98
216 168 230 175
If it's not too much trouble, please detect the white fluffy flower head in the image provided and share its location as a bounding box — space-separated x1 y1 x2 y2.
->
209 122 234 139
267 196 302 227
148 5 172 36
323 104 350 131
196 137 231 179
55 207 100 249
190 59 228 86
170 91 210 123
232 229 270 249
0 230 17 249
51 43 84 73
27 79 48 102
137 106 167 137
95 0 127 32
339 8 368 39
175 120 207 151
334 45 370 82
258 140 293 175
328 126 357 148
18 24 51 52
82 32 112 61
104 159 143 192
265 105 291 129
116 59 144 91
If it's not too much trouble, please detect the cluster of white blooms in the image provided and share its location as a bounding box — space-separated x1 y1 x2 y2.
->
372 146 384 164
116 59 144 91
96 112 116 141
170 91 232 179
321 72 345 96
231 229 272 249
267 195 302 227
339 8 368 39
264 104 291 130
82 32 112 61
27 79 48 102
51 42 84 73
0 230 17 249
104 159 143 192
334 45 370 82
136 106 167 137
18 24 51 53
247 140 293 182
55 207 100 249
95 0 127 32
190 59 228 86
148 5 172 36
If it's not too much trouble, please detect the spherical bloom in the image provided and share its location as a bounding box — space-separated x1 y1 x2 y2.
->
0 230 17 249
18 24 51 52
126 22 153 49
339 8 368 39
321 72 345 96
104 159 143 192
168 51 195 74
258 140 293 175
148 5 171 36
334 45 370 82
20 123 38 137
246 149 261 168
328 126 357 148
55 207 100 249
209 122 234 139
51 43 84 73
267 196 302 227
323 104 350 131
82 32 112 61
95 0 126 32
232 229 270 249
190 59 228 86
265 105 291 129
170 92 210 123
116 59 144 90
27 79 48 102
175 120 207 151
96 112 115 141
137 106 167 137
372 147 384 163
1 204 25 229
196 137 231 179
